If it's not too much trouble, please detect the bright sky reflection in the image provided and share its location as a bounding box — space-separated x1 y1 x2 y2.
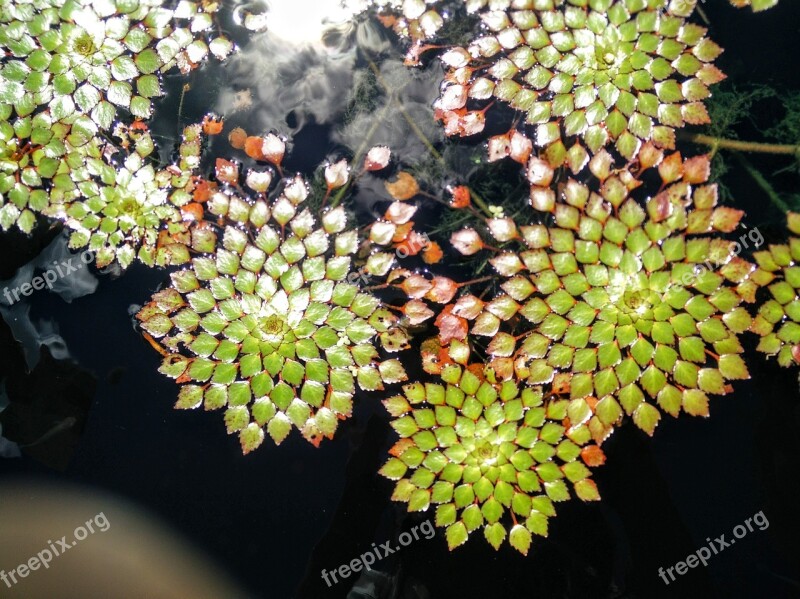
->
264 0 369 43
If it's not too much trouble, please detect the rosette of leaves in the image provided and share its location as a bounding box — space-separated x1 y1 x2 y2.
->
448 152 756 440
137 177 408 452
380 363 604 554
749 213 800 367
430 0 724 159
0 0 233 124
41 125 200 268
0 103 97 232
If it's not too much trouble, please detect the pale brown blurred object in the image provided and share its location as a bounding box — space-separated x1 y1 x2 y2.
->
0 480 252 599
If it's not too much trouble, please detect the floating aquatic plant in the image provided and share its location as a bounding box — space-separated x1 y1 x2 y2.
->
0 104 89 233
750 213 800 367
430 0 724 160
0 0 232 123
39 123 212 268
0 0 796 562
137 141 408 452
0 0 233 234
380 363 604 554
447 152 755 439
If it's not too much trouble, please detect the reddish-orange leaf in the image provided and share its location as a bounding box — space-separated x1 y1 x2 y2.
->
510 131 533 164
421 337 448 375
487 357 514 381
658 151 683 184
130 119 149 132
215 158 239 184
142 332 169 357
385 172 420 201
683 154 711 184
192 177 216 203
712 207 744 233
638 141 663 170
426 276 458 304
398 231 429 257
581 445 607 467
402 299 435 325
551 373 571 395
648 190 673 223
435 305 468 344
203 117 224 135
422 241 443 265
449 185 471 209
156 229 173 248
228 127 247 149
389 438 415 457
181 202 204 222
202 115 224 135
244 136 267 161
466 363 486 380
400 274 432 298
392 222 413 243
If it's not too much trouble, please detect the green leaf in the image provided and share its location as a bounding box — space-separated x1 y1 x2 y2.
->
718 354 749 380
633 402 660 435
239 423 264 454
509 524 532 555
107 81 132 108
446 522 469 550
135 48 162 74
483 522 506 550
111 56 139 81
267 413 292 444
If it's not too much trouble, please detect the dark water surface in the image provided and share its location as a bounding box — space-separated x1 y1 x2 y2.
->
1 2 800 598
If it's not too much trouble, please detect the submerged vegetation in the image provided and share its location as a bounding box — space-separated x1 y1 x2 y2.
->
1 0 797 557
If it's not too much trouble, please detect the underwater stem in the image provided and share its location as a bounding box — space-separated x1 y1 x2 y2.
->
330 101 394 209
735 152 791 213
680 132 800 157
366 59 493 219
